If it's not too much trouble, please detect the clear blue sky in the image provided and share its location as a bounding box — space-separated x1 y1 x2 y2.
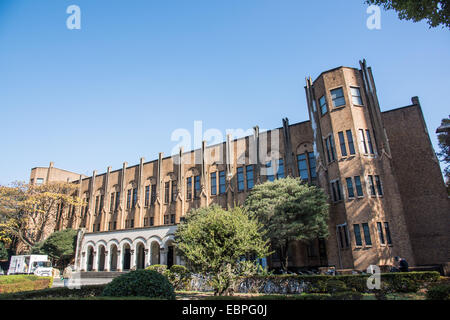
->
0 0 449 184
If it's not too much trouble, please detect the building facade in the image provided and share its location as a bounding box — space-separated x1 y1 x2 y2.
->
30 61 450 272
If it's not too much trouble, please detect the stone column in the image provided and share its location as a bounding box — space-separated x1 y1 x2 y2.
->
117 250 122 271
130 249 136 270
92 250 98 272
104 251 110 272
144 249 149 268
119 162 127 229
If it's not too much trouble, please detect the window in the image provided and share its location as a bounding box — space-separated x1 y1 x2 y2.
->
366 130 375 154
36 178 44 185
151 185 156 204
375 175 383 196
164 182 170 203
325 135 336 163
338 131 347 157
219 171 226 194
246 165 254 189
99 195 104 213
353 224 363 246
170 214 175 224
95 196 100 214
210 172 217 195
277 159 285 179
377 222 385 245
132 188 137 208
346 130 356 155
319 95 328 115
145 186 150 207
354 176 363 197
384 222 392 245
338 225 349 248
266 161 274 182
237 167 244 192
331 180 342 202
164 215 169 225
110 193 115 212
127 189 131 209
115 191 120 211
130 219 134 228
144 217 148 226
368 175 376 196
186 177 192 200
194 176 200 199
359 129 368 154
150 217 154 226
113 221 117 230
331 87 345 107
346 178 355 198
171 181 177 202
362 223 372 246
350 87 363 105
297 154 308 181
308 152 317 181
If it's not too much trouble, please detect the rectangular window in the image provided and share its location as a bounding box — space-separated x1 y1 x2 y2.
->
329 135 336 161
343 225 349 248
308 152 317 180
194 176 200 199
359 129 368 154
324 135 336 163
331 87 345 107
115 191 120 211
237 167 244 192
99 194 104 213
186 177 192 200
336 180 342 201
297 154 308 181
130 219 134 228
171 181 177 202
368 175 376 196
354 176 363 197
375 175 383 196
132 188 137 208
346 177 355 198
366 129 375 154
110 193 115 212
144 217 148 226
266 161 274 182
151 185 156 205
338 131 347 157
325 138 331 163
150 217 154 226
331 182 337 202
219 171 226 194
164 182 170 203
170 214 175 224
377 222 385 245
113 221 117 230
338 226 345 249
346 130 356 155
354 224 363 246
319 96 327 115
246 165 254 189
164 215 169 225
362 223 372 246
36 178 44 185
95 196 99 214
127 189 131 209
350 87 363 105
384 222 392 245
145 186 150 207
210 172 217 196
331 181 342 202
277 159 284 179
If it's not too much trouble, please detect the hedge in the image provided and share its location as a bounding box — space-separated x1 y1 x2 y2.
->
0 285 106 300
0 275 53 294
426 283 450 300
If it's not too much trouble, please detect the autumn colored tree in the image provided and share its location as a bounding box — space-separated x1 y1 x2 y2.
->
0 181 83 252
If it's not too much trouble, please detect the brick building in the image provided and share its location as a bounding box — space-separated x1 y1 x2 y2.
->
29 60 450 272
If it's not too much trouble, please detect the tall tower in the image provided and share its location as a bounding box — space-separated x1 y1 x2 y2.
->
305 61 415 270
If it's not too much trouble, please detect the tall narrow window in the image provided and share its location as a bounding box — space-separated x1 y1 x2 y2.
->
95 196 99 214
377 222 385 245
266 161 274 182
171 181 177 202
132 188 137 208
354 176 363 197
99 194 104 213
186 177 192 200
145 186 150 207
127 190 131 209
354 224 363 246
110 193 115 212
151 185 156 204
210 172 217 196
362 223 372 246
343 225 349 248
194 176 200 199
375 175 383 196
359 129 368 154
366 129 375 154
336 180 342 201
297 154 308 181
329 135 336 161
246 165 254 190
331 87 345 107
368 175 376 196
308 152 317 180
338 131 347 157
338 226 345 249
319 95 327 115
164 182 170 203
237 167 244 192
350 87 363 105
346 130 356 155
277 159 284 179
346 177 355 198
115 191 120 211
325 138 332 163
219 171 226 194
331 182 337 202
384 222 392 245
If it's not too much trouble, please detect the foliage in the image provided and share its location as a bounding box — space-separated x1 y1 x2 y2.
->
244 177 329 271
0 275 53 294
145 264 168 274
31 229 78 268
0 181 83 251
436 116 450 190
0 242 8 260
175 205 270 295
0 284 106 300
365 0 450 29
167 265 192 290
101 269 175 299
426 283 450 300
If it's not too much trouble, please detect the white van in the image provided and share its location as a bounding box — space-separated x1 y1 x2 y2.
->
7 255 53 277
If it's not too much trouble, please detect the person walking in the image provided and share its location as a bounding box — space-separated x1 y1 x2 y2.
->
394 256 409 272
63 265 72 287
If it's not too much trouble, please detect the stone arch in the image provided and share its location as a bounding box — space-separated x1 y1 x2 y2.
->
135 241 146 270
296 141 314 155
163 235 176 268
148 236 162 265
86 245 95 271
120 238 133 271
109 243 119 271
97 245 106 271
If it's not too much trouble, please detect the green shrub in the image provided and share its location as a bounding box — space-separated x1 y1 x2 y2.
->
0 285 106 300
426 284 450 300
145 264 168 274
0 275 53 294
167 265 191 290
329 291 363 300
102 269 175 299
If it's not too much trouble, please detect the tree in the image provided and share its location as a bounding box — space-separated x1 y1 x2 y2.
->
175 205 270 295
365 0 450 29
244 177 329 272
0 242 8 261
437 115 450 190
32 229 78 268
0 181 83 252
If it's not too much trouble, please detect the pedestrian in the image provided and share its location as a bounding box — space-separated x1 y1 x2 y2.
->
394 256 409 272
63 265 72 287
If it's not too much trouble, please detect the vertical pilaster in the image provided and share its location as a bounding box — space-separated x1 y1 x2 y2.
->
252 126 261 183
136 157 145 227
178 147 185 216
119 162 127 230
282 118 295 177
157 152 164 225
225 134 234 209
86 170 97 231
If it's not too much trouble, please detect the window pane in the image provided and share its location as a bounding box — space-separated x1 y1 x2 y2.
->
351 87 363 105
186 177 192 200
297 154 308 181
354 176 363 197
308 152 317 180
346 177 355 198
377 222 385 244
329 136 336 161
338 131 347 157
384 222 392 245
354 224 362 246
171 181 177 202
237 167 244 192
194 176 200 199
319 96 327 115
359 129 368 154
366 129 375 154
346 130 356 155
368 175 376 196
210 172 217 195
277 159 284 179
164 183 169 203
246 165 254 190
219 171 226 194
331 88 345 107
266 161 274 182
145 186 149 207
362 223 372 246
375 175 383 196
